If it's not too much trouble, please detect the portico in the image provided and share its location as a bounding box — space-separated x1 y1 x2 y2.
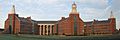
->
38 24 54 35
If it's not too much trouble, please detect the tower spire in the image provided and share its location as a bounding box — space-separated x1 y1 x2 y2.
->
9 5 16 14
70 1 78 14
110 11 114 18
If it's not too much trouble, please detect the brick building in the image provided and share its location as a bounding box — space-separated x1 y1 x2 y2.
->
4 5 38 34
53 2 116 36
84 18 116 35
53 2 84 36
4 2 116 36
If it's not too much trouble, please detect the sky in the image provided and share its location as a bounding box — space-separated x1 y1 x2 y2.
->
0 0 120 29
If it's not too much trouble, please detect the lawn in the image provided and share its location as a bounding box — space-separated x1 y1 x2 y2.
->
0 34 120 40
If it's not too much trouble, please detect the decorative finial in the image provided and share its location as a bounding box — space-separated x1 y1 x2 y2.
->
9 5 16 14
70 1 78 14
110 11 114 18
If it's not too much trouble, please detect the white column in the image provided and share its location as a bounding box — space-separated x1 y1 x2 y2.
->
39 25 42 35
43 25 45 35
46 25 49 35
48 25 49 35
50 25 52 35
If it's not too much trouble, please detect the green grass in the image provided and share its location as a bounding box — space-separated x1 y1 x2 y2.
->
0 34 120 40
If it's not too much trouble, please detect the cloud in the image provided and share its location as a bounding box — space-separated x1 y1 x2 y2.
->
36 0 58 4
79 7 106 21
0 5 1 14
13 0 69 20
15 0 59 5
79 0 108 5
111 0 120 12
80 8 103 14
77 0 108 9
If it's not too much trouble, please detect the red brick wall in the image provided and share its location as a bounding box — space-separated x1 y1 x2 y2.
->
109 18 116 34
54 13 84 35
84 18 116 35
54 14 116 35
4 18 10 33
4 14 20 34
20 17 33 34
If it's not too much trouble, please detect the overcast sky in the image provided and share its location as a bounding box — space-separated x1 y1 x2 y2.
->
0 0 120 29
